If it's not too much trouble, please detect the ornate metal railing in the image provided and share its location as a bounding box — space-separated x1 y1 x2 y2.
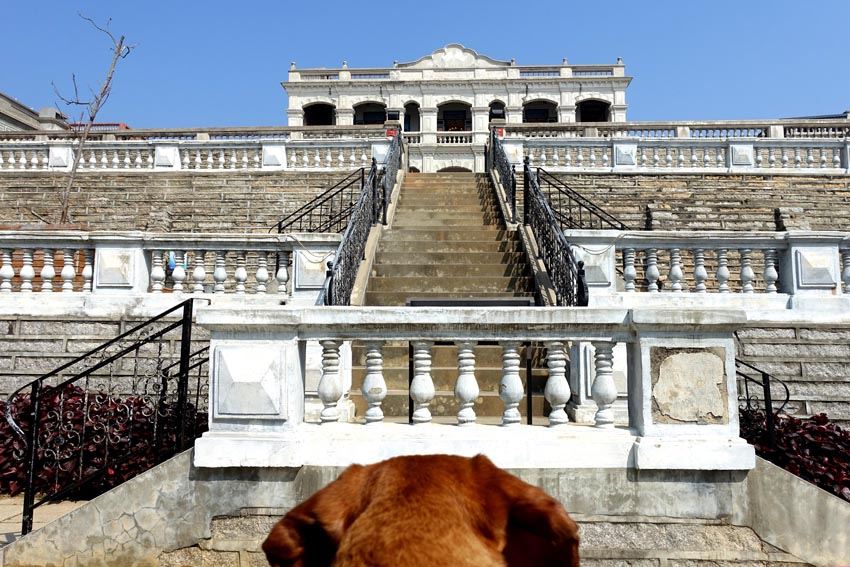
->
4 299 209 535
324 132 403 305
524 159 587 306
488 131 517 223
273 169 366 233
736 357 790 445
535 167 629 230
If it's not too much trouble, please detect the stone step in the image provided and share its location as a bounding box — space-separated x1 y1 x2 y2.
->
374 251 528 265
391 217 502 227
372 263 529 278
366 276 533 293
364 290 534 306
394 203 500 212
379 228 511 241
376 239 523 254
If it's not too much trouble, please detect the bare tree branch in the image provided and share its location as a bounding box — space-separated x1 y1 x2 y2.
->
55 14 134 224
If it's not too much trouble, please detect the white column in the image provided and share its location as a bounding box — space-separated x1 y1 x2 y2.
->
213 251 227 294
623 248 636 292
499 341 523 426
276 251 290 299
842 249 850 293
454 341 479 425
192 251 207 293
361 341 386 424
693 248 707 293
0 250 14 292
318 340 342 423
150 251 165 293
172 251 186 292
234 251 247 294
544 341 570 426
668 248 683 292
19 250 34 293
60 250 75 292
81 250 92 292
645 249 659 292
591 342 617 428
255 253 269 294
717 249 730 293
763 249 778 293
40 249 54 292
410 340 435 424
740 248 754 293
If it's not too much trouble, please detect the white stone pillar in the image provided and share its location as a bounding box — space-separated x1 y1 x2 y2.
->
591 342 617 428
499 341 523 426
361 341 386 424
411 340 435 424
318 340 342 423
455 341 479 425
544 341 570 426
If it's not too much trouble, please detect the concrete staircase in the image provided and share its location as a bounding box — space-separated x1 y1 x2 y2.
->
157 511 812 566
352 172 540 419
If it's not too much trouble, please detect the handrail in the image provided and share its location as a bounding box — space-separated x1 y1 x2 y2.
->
4 299 209 535
734 341 791 447
535 168 629 230
488 131 517 223
523 157 587 306
273 168 364 233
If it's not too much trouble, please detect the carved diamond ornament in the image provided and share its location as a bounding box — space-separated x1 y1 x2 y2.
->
214 345 285 419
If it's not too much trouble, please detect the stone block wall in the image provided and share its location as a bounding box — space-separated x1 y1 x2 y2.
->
552 173 850 231
736 326 850 424
0 315 210 399
0 170 346 232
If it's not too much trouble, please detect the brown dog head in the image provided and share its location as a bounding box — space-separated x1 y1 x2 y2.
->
262 454 579 567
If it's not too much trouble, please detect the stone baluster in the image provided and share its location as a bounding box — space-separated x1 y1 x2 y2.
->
589 148 597 167
192 251 207 293
544 341 570 426
315 149 322 167
455 341 479 425
763 249 779 293
693 248 707 293
40 249 55 292
253 150 261 168
833 150 842 169
234 251 247 294
218 150 225 169
19 250 34 292
652 148 659 167
18 150 27 169
563 148 571 166
134 150 143 168
690 148 699 167
0 250 14 292
181 150 189 170
841 249 850 293
318 340 343 423
665 148 673 167
194 149 202 169
576 148 584 167
410 340 435 424
645 248 659 292
150 251 165 293
29 151 38 169
146 151 154 169
229 150 237 169
499 341 523 426
82 249 92 292
60 250 75 292
123 150 131 169
716 248 730 293
768 148 776 168
716 147 725 167
740 248 754 293
213 251 227 294
703 149 711 167
87 151 96 168
325 149 332 168
602 148 610 167
172 251 186 292
668 248 683 292
276 251 290 298
206 150 213 169
781 150 789 167
623 248 636 292
255 253 269 294
361 341 387 424
591 342 617 428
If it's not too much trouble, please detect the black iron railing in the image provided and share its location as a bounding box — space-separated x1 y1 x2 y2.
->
524 158 588 306
324 132 403 305
4 299 209 535
534 168 629 230
273 169 367 233
487 131 517 224
736 357 790 445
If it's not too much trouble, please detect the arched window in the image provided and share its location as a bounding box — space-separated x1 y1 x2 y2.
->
404 102 421 132
488 100 506 123
437 101 472 132
576 99 611 122
522 100 558 123
354 102 387 125
303 103 336 126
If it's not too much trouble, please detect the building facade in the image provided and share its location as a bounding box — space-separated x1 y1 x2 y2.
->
284 44 630 172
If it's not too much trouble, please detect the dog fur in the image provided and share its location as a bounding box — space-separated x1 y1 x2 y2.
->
262 454 580 567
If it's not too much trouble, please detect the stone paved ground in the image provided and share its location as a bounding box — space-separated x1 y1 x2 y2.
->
0 496 86 547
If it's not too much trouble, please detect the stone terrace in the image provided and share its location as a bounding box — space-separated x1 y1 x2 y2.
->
0 171 346 232
551 173 850 231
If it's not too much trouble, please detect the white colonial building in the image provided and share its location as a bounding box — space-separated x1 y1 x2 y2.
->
283 44 630 172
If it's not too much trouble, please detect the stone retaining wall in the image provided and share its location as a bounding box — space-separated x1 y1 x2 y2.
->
0 170 345 232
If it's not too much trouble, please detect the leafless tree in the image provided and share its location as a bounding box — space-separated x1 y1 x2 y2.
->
54 14 134 224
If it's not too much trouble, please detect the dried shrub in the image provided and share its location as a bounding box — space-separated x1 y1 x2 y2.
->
0 386 207 500
740 408 850 502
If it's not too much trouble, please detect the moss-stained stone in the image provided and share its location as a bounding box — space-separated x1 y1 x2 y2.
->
651 347 728 425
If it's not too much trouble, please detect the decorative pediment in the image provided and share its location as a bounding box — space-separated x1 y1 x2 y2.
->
399 44 510 69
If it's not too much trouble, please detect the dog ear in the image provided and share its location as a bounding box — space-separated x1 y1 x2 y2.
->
262 464 370 567
484 464 580 567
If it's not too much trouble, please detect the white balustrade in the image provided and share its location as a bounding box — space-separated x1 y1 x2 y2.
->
499 341 523 426
436 132 473 144
410 340 435 424
454 341 479 425
361 341 386 424
544 341 570 426
318 339 343 422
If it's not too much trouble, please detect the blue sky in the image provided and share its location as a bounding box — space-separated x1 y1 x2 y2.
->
3 0 848 128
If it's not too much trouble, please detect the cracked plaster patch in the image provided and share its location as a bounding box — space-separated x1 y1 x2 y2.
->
651 347 728 424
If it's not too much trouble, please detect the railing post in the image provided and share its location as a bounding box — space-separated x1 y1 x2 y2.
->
523 156 530 225
381 166 388 226
510 165 517 223
576 261 589 306
762 371 775 446
21 380 41 536
176 299 193 451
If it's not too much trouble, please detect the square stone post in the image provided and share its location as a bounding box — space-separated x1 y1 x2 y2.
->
780 233 848 308
628 309 755 471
